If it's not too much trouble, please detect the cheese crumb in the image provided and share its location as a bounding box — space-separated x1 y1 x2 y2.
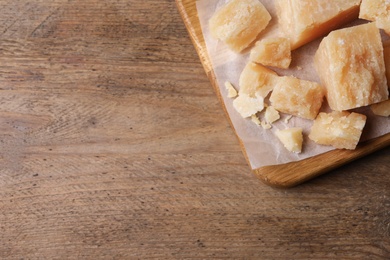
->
233 94 264 118
284 115 293 124
265 106 280 124
251 114 261 125
225 81 238 98
275 128 303 153
261 121 272 130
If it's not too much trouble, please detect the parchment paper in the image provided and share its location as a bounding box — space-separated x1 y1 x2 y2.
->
196 0 390 169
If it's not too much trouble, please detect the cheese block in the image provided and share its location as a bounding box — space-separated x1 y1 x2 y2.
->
209 0 271 53
314 22 389 111
264 106 280 124
239 62 278 98
275 128 303 153
250 37 292 69
371 99 390 116
309 111 367 150
269 76 324 120
275 0 361 50
359 0 390 35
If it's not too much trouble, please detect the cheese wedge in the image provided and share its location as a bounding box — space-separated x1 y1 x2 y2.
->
239 62 278 98
309 111 367 150
359 0 390 35
269 76 324 120
209 0 271 53
250 37 292 69
314 22 389 111
275 0 361 50
275 128 303 153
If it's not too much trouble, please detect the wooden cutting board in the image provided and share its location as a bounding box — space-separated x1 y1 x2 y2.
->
175 0 390 188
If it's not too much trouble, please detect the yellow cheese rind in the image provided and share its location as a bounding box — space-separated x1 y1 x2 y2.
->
269 76 324 120
239 62 278 98
250 37 292 69
314 22 389 111
209 0 271 53
371 99 390 116
275 128 303 153
309 111 367 150
275 0 361 50
359 0 390 35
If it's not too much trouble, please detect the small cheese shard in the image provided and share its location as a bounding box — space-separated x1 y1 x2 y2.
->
251 114 262 125
269 76 324 120
261 121 272 130
371 99 390 116
314 22 389 111
264 106 280 124
309 111 367 150
359 0 390 35
224 81 238 98
233 93 264 118
250 37 292 69
275 0 361 50
275 128 303 153
239 62 278 99
209 0 271 53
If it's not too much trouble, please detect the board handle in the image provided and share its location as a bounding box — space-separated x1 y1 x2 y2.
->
253 133 390 188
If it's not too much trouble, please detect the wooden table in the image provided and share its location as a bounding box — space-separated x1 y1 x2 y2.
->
0 0 389 258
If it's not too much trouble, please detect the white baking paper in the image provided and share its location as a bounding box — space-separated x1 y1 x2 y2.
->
196 0 390 169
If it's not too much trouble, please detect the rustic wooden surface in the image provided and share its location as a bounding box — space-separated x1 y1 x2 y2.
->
0 0 389 258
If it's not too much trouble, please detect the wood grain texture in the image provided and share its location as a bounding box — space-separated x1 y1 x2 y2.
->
0 0 389 258
176 0 390 188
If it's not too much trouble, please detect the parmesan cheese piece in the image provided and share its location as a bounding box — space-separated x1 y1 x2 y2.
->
224 81 238 98
209 0 271 53
239 62 278 98
261 121 272 130
275 0 361 50
359 0 390 35
264 106 280 124
309 111 367 150
275 128 303 153
251 114 262 125
371 99 390 116
314 22 389 111
269 76 324 120
233 93 264 118
250 37 292 69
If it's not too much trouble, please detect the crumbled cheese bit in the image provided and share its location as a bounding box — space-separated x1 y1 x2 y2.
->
224 81 238 98
284 115 293 124
261 121 272 130
251 114 261 125
233 93 264 118
265 106 280 124
275 127 303 153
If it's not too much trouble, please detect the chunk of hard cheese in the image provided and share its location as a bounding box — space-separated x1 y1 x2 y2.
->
233 93 264 118
269 76 324 120
371 99 390 116
250 37 292 69
275 128 303 153
359 0 390 35
309 111 367 150
275 0 361 50
209 0 271 53
265 106 280 124
314 22 389 111
239 62 278 98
